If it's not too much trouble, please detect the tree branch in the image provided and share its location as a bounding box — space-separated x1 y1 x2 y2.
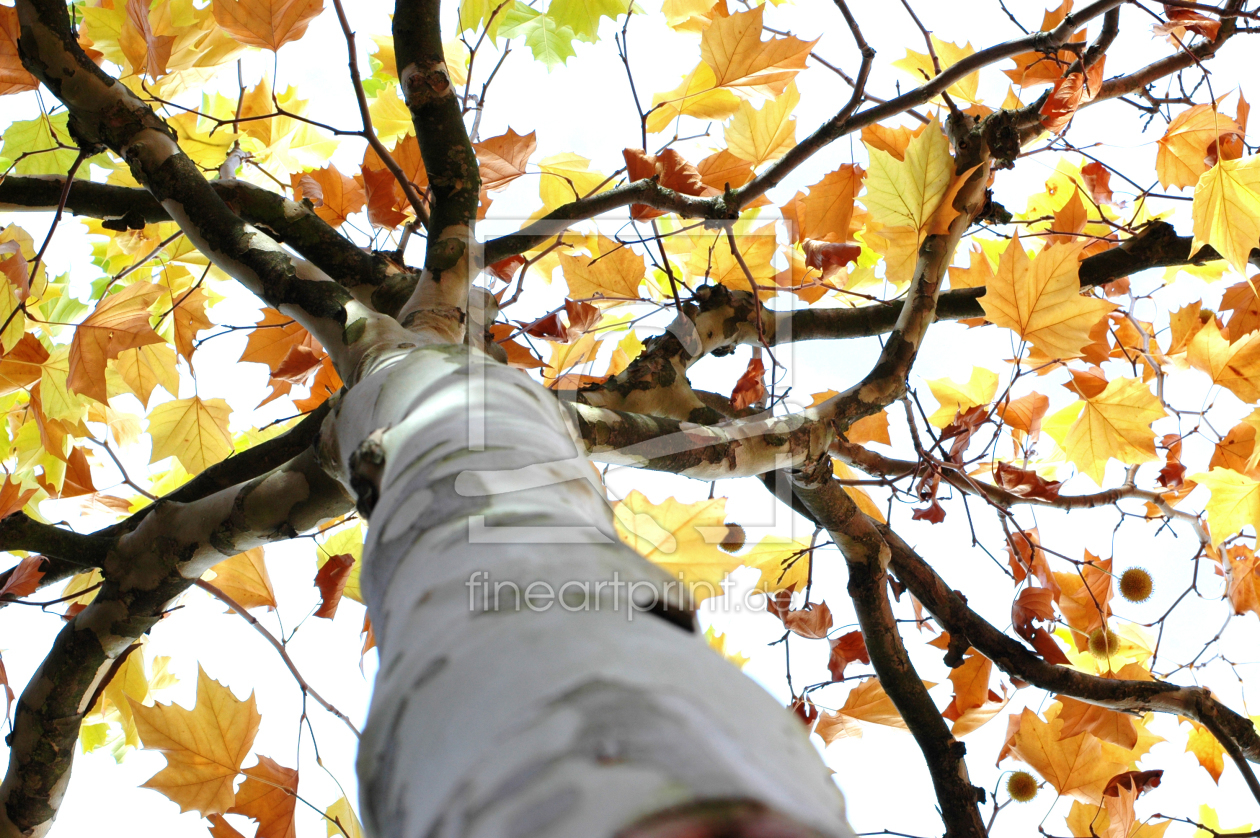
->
790 457 987 838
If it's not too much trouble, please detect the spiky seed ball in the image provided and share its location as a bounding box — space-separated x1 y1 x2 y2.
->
1119 568 1154 603
719 524 746 554
1007 771 1038 802
1087 627 1121 659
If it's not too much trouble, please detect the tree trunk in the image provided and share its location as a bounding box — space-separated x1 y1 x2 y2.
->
333 345 854 838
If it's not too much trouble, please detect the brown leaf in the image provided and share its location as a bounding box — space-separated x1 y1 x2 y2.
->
476 129 536 192
827 630 869 681
622 148 708 219
0 6 38 95
995 461 1062 500
488 324 545 370
0 556 45 600
120 0 174 79
229 756 298 838
803 240 861 271
68 282 165 404
1012 586 1057 644
1221 278 1260 338
272 344 323 384
1154 6 1221 40
361 167 408 229
0 333 49 397
1054 553 1113 641
291 165 364 225
314 553 355 619
729 356 766 411
212 0 325 51
1039 58 1106 134
782 601 832 639
943 651 993 720
486 255 526 283
207 814 247 838
1056 695 1138 749
0 651 13 725
172 286 213 363
1102 769 1163 797
912 499 947 524
1080 161 1114 205
0 476 37 519
997 392 1050 438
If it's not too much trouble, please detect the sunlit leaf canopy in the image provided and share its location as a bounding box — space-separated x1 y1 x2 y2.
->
1 0 1260 835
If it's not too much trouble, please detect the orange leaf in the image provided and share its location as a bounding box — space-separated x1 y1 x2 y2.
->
0 475 36 518
68 282 164 404
730 356 766 411
781 601 831 639
476 128 536 192
360 167 408 230
207 548 277 612
291 165 364 225
229 756 298 838
827 630 869 681
0 333 48 397
171 286 213 363
1185 720 1225 783
0 6 37 95
0 556 45 600
314 553 355 619
207 815 247 838
120 0 174 79
212 0 324 51
1056 695 1138 749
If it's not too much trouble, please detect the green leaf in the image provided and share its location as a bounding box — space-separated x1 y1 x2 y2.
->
548 0 632 42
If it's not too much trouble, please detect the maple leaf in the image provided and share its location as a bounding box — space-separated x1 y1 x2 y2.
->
623 148 709 220
213 0 324 51
647 63 741 134
817 677 937 742
1054 553 1113 640
980 236 1116 360
206 548 277 612
892 36 982 104
695 148 755 192
475 128 536 192
1156 104 1242 189
827 630 869 681
1191 154 1260 275
131 666 262 816
782 165 862 244
67 282 165 404
558 237 645 300
943 651 993 721
862 118 952 234
113 343 180 408
729 356 765 411
324 797 364 838
699 6 815 98
1191 467 1260 544
0 6 38 95
148 397 234 474
1004 707 1131 803
120 0 174 80
613 492 747 604
548 0 628 42
229 756 298 838
292 165 365 226
208 815 248 838
782 601 832 639
1045 377 1166 485
314 553 355 618
724 81 798 167
360 166 408 229
925 367 997 428
170 286 214 363
1184 720 1225 783
0 555 44 600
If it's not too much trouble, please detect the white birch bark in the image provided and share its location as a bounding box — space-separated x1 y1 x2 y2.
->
330 345 854 838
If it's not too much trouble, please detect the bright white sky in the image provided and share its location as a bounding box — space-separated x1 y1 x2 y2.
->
1 0 1259 837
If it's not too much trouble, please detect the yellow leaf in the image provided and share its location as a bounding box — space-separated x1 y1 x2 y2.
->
746 535 811 595
558 237 645 300
699 5 815 98
1046 378 1166 485
1187 317 1260 401
724 81 798 167
212 0 324 51
925 366 998 427
613 492 742 603
367 83 415 146
1005 707 1129 803
317 522 364 605
686 223 777 293
205 548 277 611
148 396 234 474
538 152 610 211
979 236 1116 359
68 282 165 404
324 797 364 838
1191 155 1260 275
1185 720 1225 783
647 63 741 134
704 626 749 669
825 677 936 734
862 117 952 233
1156 104 1242 189
891 37 982 104
1192 806 1250 838
1189 467 1260 544
131 665 261 816
832 461 885 523
112 343 180 408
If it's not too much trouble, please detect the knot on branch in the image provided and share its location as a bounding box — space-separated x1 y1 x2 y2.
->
401 61 454 109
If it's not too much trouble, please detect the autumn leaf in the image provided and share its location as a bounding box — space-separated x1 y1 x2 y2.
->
170 286 213 363
0 6 38 96
729 356 765 411
205 548 277 612
892 36 981 104
724 81 798 167
291 165 365 226
980 236 1116 360
1004 707 1131 803
0 476 36 519
925 367 997 427
862 118 952 234
113 343 180 408
1191 154 1260 274
68 282 165 404
613 492 745 604
827 630 869 681
1045 377 1167 485
1190 467 1260 544
148 397 235 474
818 677 937 740
324 797 364 838
0 555 44 600
120 0 175 80
647 63 741 134
475 128 536 192
314 553 355 618
1156 104 1242 189
212 0 325 51
699 5 815 97
228 756 298 838
782 601 832 639
782 165 862 244
131 666 262 816
558 237 645 300
1184 720 1225 783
